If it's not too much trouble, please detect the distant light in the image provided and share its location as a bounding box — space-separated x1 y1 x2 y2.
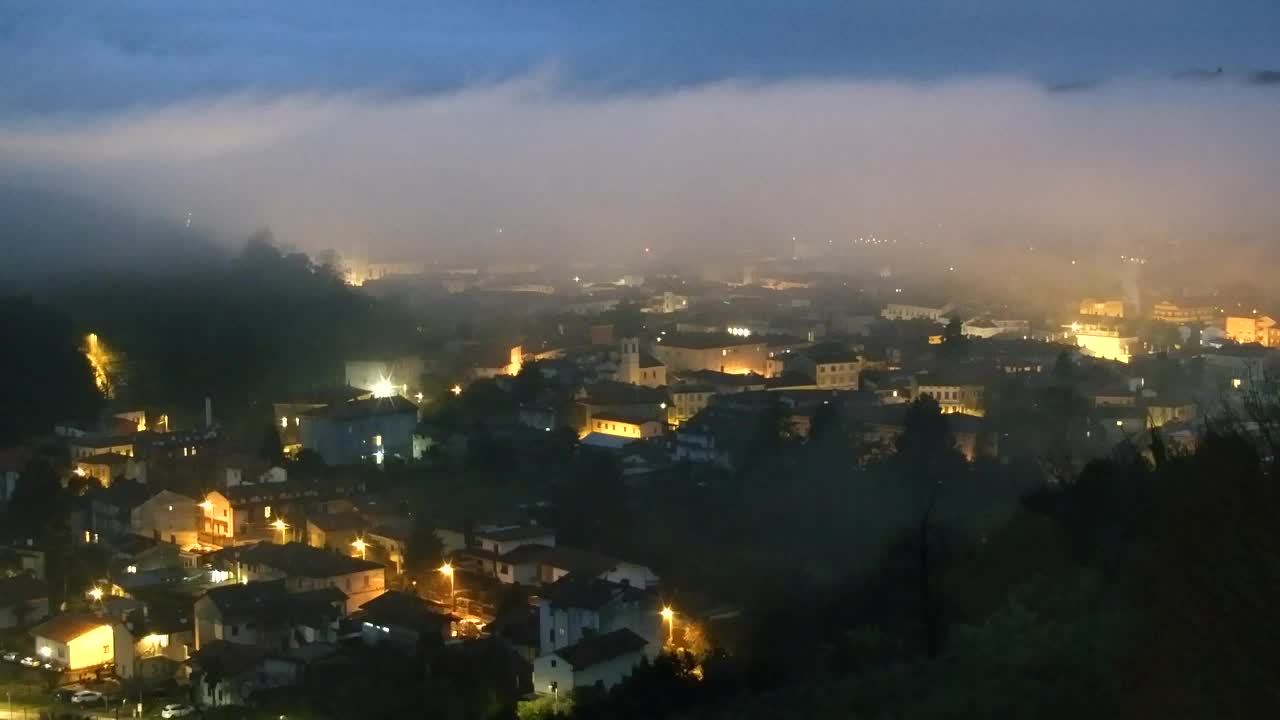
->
88 587 103 601
660 402 667 410
414 392 424 402
450 384 463 396
38 647 52 658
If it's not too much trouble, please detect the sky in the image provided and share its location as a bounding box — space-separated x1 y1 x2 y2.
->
2 1 1279 265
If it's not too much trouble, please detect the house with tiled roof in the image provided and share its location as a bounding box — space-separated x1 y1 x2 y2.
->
30 613 113 670
532 628 649 695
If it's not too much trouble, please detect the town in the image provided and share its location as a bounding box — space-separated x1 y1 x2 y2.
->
3 235 1279 718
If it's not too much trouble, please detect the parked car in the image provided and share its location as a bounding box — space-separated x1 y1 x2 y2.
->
52 688 80 703
161 704 196 718
2 651 17 662
19 656 41 667
70 690 103 704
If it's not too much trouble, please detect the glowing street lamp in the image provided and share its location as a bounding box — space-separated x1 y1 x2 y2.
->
351 537 367 560
450 384 463 397
271 518 289 544
439 562 455 610
88 587 104 603
660 606 675 646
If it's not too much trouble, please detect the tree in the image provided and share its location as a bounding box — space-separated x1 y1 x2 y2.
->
939 316 969 359
0 296 102 443
258 422 284 465
404 518 445 577
892 396 967 658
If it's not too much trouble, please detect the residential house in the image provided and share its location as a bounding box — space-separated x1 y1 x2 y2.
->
113 608 193 683
532 628 649 696
666 384 715 427
537 574 661 658
357 591 455 653
585 413 665 442
193 580 345 651
305 512 368 552
188 641 304 708
75 453 146 486
651 333 769 376
30 614 114 670
68 434 135 460
1151 299 1217 325
791 345 860 389
911 374 986 415
0 575 49 629
197 491 235 546
131 490 201 548
212 542 386 614
881 303 953 322
84 479 151 544
1079 298 1127 319
299 396 419 465
1224 315 1280 348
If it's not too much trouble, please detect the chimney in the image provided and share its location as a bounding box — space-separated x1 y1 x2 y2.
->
205 397 213 427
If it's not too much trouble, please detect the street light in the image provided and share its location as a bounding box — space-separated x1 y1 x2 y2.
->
439 562 455 610
271 518 289 544
88 587 104 603
660 606 675 646
351 537 367 560
450 384 463 397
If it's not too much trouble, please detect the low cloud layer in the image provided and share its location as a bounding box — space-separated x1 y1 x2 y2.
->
3 74 1278 267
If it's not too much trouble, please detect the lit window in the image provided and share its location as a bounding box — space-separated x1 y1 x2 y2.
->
281 416 288 428
374 435 382 447
264 505 272 519
294 417 300 426
1232 378 1243 389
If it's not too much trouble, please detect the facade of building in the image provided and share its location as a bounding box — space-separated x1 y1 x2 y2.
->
131 490 201 548
532 629 649 696
881 303 953 322
651 334 769 376
1076 330 1138 364
587 414 665 440
30 614 114 670
299 396 418 466
1224 315 1280 347
1078 298 1127 318
1151 300 1217 325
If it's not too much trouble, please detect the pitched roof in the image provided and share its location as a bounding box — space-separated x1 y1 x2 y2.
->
554 628 648 669
358 591 454 629
230 542 383 578
498 544 555 565
201 580 345 624
187 640 278 678
30 613 106 643
544 574 640 611
474 525 556 543
305 396 417 421
307 512 367 533
637 352 664 369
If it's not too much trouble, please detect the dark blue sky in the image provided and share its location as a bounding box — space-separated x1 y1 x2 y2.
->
4 0 1279 114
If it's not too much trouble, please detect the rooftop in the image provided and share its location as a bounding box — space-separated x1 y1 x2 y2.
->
554 628 648 669
307 511 368 533
358 591 454 629
30 613 106 643
544 573 640 611
226 542 383 578
305 396 418 421
202 579 346 623
474 525 556 543
658 332 763 350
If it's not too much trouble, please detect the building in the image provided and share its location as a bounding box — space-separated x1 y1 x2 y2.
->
212 542 386 614
75 453 146 486
305 512 368 552
30 614 113 670
188 641 304 708
532 628 649 696
667 384 715 427
131 490 201 548
538 574 662 658
496 545 658 590
193 580 345 651
1075 330 1138 364
357 591 455 653
1224 315 1280 347
651 333 769 376
791 345 860 389
586 413 666 441
198 491 234 546
911 375 986 415
1079 298 1127 318
299 396 418 466
614 338 667 388
112 610 192 683
1151 299 1217 325
0 575 48 629
881 303 953 322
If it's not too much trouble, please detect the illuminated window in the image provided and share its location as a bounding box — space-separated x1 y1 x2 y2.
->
264 505 272 519
294 417 300 426
281 416 288 428
1232 378 1243 389
374 435 382 447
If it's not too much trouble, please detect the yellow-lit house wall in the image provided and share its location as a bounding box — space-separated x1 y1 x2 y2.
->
1076 333 1135 363
35 624 114 670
